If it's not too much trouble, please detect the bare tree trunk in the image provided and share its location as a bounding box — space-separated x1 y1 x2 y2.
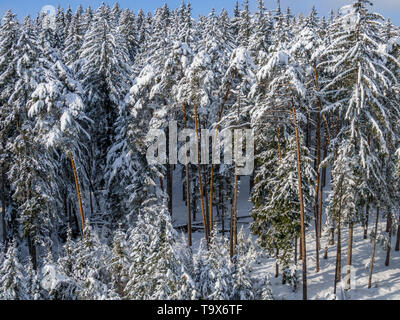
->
185 164 192 247
313 82 322 271
385 214 392 266
275 248 279 278
209 84 230 235
368 207 380 289
313 64 328 240
364 205 370 240
291 102 307 300
194 104 209 248
220 184 225 237
70 152 85 238
334 213 342 295
199 116 211 237
346 221 354 290
166 126 173 217
230 172 238 259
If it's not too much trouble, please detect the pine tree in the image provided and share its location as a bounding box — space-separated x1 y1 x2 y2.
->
79 3 131 228
0 241 29 300
321 0 400 290
0 10 19 248
125 205 185 300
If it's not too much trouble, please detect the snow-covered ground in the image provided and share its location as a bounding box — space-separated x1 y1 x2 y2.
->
255 222 400 300
171 168 400 300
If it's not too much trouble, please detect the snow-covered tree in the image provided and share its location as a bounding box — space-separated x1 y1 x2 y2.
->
0 241 29 300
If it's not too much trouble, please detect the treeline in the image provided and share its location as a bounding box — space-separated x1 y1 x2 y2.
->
0 0 399 300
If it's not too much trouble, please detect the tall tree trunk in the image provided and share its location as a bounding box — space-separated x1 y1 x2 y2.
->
165 127 173 217
313 72 322 271
385 214 392 266
70 152 85 238
291 102 307 300
275 248 279 278
209 84 230 235
185 173 192 247
185 163 192 247
368 207 380 289
220 184 225 237
1 169 7 249
346 221 354 290
314 66 330 239
334 213 342 295
230 172 238 259
364 205 370 240
194 104 209 248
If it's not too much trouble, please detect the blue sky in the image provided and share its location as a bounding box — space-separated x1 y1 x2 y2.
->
0 0 399 24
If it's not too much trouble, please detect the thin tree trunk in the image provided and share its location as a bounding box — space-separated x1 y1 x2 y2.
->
200 116 211 237
313 72 322 271
230 172 238 259
291 102 307 300
319 177 324 239
194 104 209 248
230 89 241 259
166 127 173 217
364 205 370 240
334 212 342 295
180 72 192 247
275 248 279 278
346 221 354 290
368 207 380 289
299 236 303 261
184 163 191 247
314 64 327 240
385 214 392 266
70 152 85 238
209 84 230 235
324 216 335 260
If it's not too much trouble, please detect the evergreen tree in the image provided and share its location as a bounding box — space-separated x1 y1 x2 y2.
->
0 241 29 300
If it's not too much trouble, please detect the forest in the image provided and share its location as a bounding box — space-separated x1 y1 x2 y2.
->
0 0 399 300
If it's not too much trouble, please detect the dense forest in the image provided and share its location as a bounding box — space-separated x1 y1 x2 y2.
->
0 0 399 300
